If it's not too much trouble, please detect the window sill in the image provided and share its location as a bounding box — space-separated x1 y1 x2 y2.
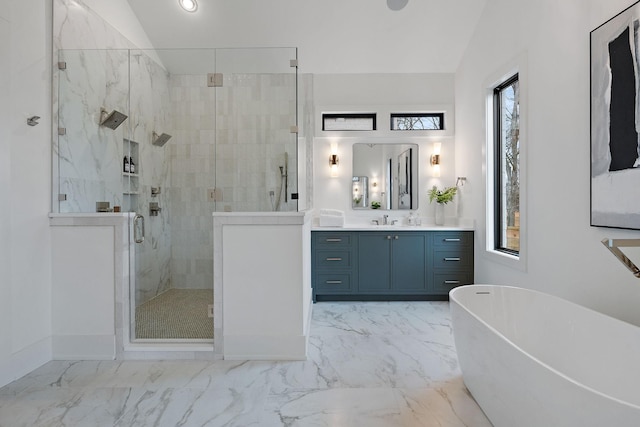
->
484 247 527 272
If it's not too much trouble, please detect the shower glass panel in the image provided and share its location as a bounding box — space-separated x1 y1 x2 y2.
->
214 48 298 212
56 49 131 213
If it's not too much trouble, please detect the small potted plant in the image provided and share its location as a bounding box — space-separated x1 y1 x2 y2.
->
428 185 457 225
371 201 381 209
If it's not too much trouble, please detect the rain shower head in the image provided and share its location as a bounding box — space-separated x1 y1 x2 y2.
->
152 131 172 147
99 108 128 130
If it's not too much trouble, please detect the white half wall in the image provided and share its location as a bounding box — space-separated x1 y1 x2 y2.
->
455 0 640 325
51 226 116 359
215 212 312 360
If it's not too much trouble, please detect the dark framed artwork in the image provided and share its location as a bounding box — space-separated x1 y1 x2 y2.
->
591 1 640 230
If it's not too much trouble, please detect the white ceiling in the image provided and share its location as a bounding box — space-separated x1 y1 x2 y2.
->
126 0 487 74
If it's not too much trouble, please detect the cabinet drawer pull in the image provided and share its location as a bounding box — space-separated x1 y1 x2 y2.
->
444 280 461 284
444 257 461 262
443 238 461 242
326 257 343 261
325 238 342 242
325 280 343 284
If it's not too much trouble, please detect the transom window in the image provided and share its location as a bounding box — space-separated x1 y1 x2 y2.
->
322 113 377 131
390 113 444 130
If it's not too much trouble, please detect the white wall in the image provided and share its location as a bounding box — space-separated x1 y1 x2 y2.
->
312 73 459 222
455 0 640 325
0 0 53 387
80 0 155 50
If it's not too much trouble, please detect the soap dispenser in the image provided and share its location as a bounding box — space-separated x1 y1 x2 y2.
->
123 156 130 173
407 211 416 226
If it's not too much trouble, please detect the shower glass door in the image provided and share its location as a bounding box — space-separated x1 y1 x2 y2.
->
213 48 299 212
129 48 217 341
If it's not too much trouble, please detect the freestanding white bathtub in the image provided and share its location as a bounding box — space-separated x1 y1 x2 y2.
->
450 285 640 427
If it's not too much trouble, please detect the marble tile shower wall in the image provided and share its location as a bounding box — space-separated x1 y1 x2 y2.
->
52 0 137 213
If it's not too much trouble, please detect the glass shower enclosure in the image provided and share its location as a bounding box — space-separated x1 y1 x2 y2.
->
55 47 298 342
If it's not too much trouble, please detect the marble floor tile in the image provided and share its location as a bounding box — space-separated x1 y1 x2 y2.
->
263 388 403 427
0 302 491 426
395 378 493 427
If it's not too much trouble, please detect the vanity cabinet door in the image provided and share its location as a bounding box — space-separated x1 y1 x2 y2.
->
357 232 427 293
391 233 427 292
357 233 392 292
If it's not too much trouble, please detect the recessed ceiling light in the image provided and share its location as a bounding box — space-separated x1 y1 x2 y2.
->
179 0 198 12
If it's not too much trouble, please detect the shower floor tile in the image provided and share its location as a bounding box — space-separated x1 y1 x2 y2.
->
135 288 213 339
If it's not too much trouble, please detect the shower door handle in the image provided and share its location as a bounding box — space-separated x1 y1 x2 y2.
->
134 214 145 244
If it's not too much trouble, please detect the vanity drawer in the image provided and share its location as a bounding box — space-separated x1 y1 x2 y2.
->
313 232 353 248
432 250 472 270
432 272 473 293
314 274 352 293
432 232 473 249
315 250 353 269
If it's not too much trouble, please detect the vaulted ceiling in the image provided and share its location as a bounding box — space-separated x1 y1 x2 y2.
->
126 0 487 74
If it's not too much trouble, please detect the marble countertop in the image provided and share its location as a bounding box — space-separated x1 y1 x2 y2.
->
312 215 475 231
311 223 474 231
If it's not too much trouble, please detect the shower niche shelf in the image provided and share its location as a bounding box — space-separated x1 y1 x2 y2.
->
122 139 140 211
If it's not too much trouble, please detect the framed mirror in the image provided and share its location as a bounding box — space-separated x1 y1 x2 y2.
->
352 143 419 210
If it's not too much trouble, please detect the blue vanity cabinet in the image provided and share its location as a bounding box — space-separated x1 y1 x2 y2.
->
312 230 473 301
358 232 427 293
312 232 357 299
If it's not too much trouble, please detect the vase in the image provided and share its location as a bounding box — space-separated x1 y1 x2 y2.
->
435 203 445 225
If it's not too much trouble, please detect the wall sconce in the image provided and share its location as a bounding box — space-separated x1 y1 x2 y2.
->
329 154 339 177
430 142 441 177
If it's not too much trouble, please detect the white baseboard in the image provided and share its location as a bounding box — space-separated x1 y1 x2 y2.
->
223 334 308 360
0 336 52 388
52 334 115 360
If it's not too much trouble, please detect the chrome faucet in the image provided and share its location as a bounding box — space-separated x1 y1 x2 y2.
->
383 214 389 225
602 238 640 278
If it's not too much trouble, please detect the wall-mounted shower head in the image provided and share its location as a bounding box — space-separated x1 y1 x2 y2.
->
152 131 172 147
99 108 128 130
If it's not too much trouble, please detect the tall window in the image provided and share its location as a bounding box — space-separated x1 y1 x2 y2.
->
493 74 520 254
